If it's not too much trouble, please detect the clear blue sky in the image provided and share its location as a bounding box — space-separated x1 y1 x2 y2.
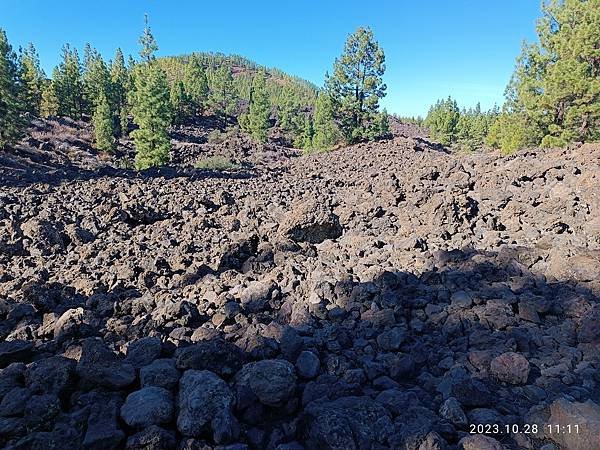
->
1 0 541 117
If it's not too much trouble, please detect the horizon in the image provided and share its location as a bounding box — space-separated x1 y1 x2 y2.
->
2 0 541 117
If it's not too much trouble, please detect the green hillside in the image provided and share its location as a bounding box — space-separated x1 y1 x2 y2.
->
158 52 318 109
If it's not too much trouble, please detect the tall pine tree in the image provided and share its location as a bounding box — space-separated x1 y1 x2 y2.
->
82 44 110 115
294 115 314 150
326 27 387 143
246 69 270 142
502 0 600 149
131 15 171 169
170 80 188 125
207 65 237 127
93 89 115 152
0 28 25 149
110 48 130 136
424 97 460 145
278 84 298 131
54 44 84 119
18 43 45 116
376 109 391 139
312 91 339 150
184 54 208 115
40 79 59 118
139 14 158 63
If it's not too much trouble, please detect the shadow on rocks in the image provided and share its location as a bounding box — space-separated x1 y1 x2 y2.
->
0 247 599 450
0 155 257 189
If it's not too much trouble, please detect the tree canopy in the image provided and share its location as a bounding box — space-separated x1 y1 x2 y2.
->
0 28 25 149
130 16 172 169
496 0 600 151
19 43 45 116
326 27 387 143
245 69 271 142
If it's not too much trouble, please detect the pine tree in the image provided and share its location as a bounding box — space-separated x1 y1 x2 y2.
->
40 79 59 118
278 84 298 131
238 111 249 133
123 54 138 135
93 89 115 152
294 115 314 150
170 80 188 125
0 28 25 149
18 43 45 116
486 112 542 154
376 108 391 139
504 0 600 149
312 91 339 150
110 48 129 136
424 97 460 145
326 27 387 143
139 14 158 63
82 43 94 113
82 44 110 115
54 44 84 119
131 15 171 169
246 69 270 142
184 54 208 115
207 65 237 127
469 103 489 144
455 108 473 146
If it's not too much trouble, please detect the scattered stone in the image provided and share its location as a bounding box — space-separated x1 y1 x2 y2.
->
418 431 447 450
439 397 468 427
25 355 75 396
53 307 88 341
279 198 342 244
76 338 136 389
239 280 276 313
0 416 25 438
544 398 600 450
140 358 180 390
177 370 239 444
125 425 177 450
490 352 530 385
24 393 61 431
0 341 33 368
1 119 599 448
377 327 406 351
295 351 320 379
83 399 125 449
375 389 419 416
235 359 297 408
450 291 473 309
459 434 503 450
0 387 30 416
577 307 600 343
175 339 246 376
0 363 25 399
439 369 493 407
301 396 394 449
120 387 174 428
125 336 162 369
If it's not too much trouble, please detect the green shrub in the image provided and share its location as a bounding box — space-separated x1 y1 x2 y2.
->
116 157 135 169
207 127 238 145
195 155 239 171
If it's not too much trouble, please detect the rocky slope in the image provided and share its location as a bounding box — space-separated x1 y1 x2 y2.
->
0 120 599 450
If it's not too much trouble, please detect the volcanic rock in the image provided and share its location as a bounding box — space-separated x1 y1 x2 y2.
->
177 370 238 443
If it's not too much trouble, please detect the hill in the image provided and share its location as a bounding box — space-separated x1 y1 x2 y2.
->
158 52 319 109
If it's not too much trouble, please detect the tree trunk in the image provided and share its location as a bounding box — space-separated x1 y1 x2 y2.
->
578 113 589 142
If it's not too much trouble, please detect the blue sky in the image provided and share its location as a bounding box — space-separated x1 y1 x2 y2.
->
1 0 541 117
